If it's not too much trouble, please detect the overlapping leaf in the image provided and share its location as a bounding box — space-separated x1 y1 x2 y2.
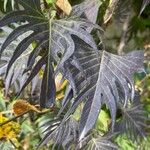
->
0 26 40 94
37 113 79 149
60 36 144 140
72 0 101 23
79 134 118 150
0 0 147 148
0 0 99 107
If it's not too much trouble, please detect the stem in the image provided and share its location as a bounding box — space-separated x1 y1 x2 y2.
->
9 140 17 149
0 111 29 127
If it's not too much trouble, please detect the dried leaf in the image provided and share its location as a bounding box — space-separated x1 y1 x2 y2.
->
56 0 72 15
13 100 41 116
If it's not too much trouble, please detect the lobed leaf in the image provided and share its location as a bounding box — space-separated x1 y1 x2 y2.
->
60 37 144 140
0 0 99 108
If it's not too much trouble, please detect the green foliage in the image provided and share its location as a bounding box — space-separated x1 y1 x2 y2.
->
96 109 110 132
115 135 136 150
46 0 56 5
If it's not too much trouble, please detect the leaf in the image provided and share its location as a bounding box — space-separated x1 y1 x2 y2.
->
40 63 56 108
72 0 101 24
60 37 144 140
70 0 102 34
56 0 72 15
0 1 147 148
18 56 46 96
115 92 149 142
13 99 41 116
115 135 136 150
84 0 101 24
79 134 118 150
79 94 102 141
37 115 79 149
79 50 144 139
0 0 98 107
5 33 37 77
0 26 41 95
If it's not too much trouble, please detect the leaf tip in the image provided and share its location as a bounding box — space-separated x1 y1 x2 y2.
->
79 128 86 141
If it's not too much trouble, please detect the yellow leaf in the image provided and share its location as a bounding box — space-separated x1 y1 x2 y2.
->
56 0 72 15
13 100 41 116
0 114 21 141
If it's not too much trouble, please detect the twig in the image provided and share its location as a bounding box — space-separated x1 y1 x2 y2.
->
9 140 18 149
0 111 29 127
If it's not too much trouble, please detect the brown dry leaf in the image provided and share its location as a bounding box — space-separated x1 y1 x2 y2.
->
13 100 41 116
56 0 72 15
